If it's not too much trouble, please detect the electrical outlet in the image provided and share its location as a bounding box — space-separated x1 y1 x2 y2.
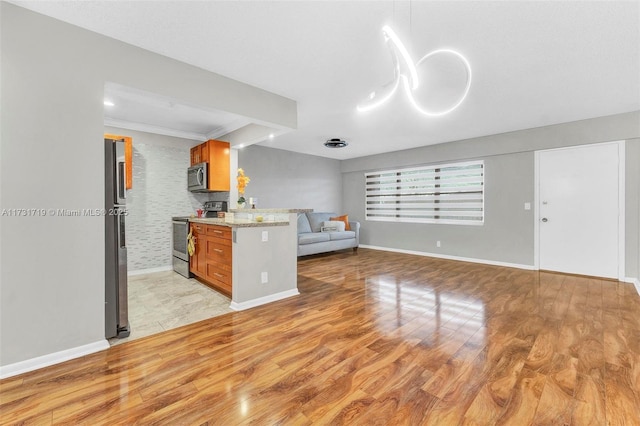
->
437 241 441 248
261 272 268 284
524 202 531 210
262 231 268 242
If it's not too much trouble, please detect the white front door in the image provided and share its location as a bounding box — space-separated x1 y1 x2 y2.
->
537 142 621 279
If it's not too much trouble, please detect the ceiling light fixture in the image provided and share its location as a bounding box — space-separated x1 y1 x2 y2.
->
103 100 115 107
324 138 348 148
357 25 472 116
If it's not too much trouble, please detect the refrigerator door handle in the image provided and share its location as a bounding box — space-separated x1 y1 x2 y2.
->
116 213 130 336
118 213 126 248
116 161 126 204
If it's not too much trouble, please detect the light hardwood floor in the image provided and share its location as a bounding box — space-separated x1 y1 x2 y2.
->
1 248 639 425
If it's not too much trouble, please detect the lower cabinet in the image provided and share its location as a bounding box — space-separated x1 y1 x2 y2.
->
189 223 232 295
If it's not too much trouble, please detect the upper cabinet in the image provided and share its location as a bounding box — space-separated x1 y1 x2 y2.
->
105 133 132 189
190 139 230 191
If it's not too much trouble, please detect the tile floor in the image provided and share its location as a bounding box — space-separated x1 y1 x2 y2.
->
109 271 232 346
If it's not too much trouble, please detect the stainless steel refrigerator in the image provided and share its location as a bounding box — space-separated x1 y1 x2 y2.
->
105 138 130 338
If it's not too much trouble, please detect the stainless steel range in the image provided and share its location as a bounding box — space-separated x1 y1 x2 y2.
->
172 201 227 278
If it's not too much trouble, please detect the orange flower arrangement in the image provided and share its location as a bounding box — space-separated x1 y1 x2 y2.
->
237 168 250 204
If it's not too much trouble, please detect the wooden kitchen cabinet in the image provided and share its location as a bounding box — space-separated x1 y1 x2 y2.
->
189 140 230 191
190 223 232 296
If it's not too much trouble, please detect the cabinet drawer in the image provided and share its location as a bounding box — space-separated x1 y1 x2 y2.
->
206 261 232 293
206 225 231 240
191 223 205 234
205 239 232 262
206 263 231 284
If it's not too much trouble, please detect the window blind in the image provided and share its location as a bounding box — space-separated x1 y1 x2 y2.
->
365 160 484 225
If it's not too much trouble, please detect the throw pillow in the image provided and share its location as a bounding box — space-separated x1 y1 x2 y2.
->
322 220 346 232
330 214 351 231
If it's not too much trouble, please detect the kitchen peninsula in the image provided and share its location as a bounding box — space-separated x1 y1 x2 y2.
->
189 209 309 310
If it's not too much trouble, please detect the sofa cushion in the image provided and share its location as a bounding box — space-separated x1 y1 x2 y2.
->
297 213 312 234
322 220 346 232
298 232 330 245
330 214 351 231
306 212 335 233
329 231 356 241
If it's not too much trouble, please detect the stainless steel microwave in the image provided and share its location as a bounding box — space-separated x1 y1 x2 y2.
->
188 162 208 192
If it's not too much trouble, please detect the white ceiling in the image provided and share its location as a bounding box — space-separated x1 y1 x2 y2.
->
12 1 640 160
103 82 251 142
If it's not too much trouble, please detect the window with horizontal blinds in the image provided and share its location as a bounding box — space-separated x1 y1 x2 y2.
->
365 160 484 225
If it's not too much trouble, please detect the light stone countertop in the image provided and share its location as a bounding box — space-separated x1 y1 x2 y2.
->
188 217 289 228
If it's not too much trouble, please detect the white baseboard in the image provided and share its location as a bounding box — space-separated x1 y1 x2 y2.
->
0 340 109 379
230 289 300 311
623 277 640 295
128 265 173 276
359 245 536 271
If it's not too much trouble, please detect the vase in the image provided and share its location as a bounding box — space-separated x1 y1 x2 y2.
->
237 202 246 209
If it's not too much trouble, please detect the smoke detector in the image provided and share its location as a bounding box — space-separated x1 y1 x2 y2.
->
324 138 348 148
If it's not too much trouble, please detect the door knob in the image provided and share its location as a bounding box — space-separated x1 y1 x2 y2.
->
541 218 548 222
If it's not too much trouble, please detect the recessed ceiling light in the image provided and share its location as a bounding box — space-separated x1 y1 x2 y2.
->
268 133 274 139
104 100 115 107
324 138 348 148
237 144 245 149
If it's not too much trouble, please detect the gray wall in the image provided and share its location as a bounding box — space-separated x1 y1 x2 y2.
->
0 3 295 367
232 220 298 305
238 145 343 213
342 113 640 274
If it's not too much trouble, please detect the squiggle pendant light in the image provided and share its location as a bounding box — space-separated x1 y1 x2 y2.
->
357 25 472 116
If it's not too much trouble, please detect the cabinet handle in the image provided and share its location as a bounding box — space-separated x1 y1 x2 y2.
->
213 230 223 234
214 272 223 278
214 248 223 253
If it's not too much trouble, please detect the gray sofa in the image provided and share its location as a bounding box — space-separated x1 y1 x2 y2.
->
297 212 360 256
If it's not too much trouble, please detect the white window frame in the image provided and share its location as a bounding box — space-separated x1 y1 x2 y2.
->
365 160 484 225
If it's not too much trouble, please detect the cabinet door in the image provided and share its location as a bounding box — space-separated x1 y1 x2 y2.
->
200 142 209 165
206 140 230 191
190 224 207 276
189 224 199 274
197 234 207 276
190 145 202 165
